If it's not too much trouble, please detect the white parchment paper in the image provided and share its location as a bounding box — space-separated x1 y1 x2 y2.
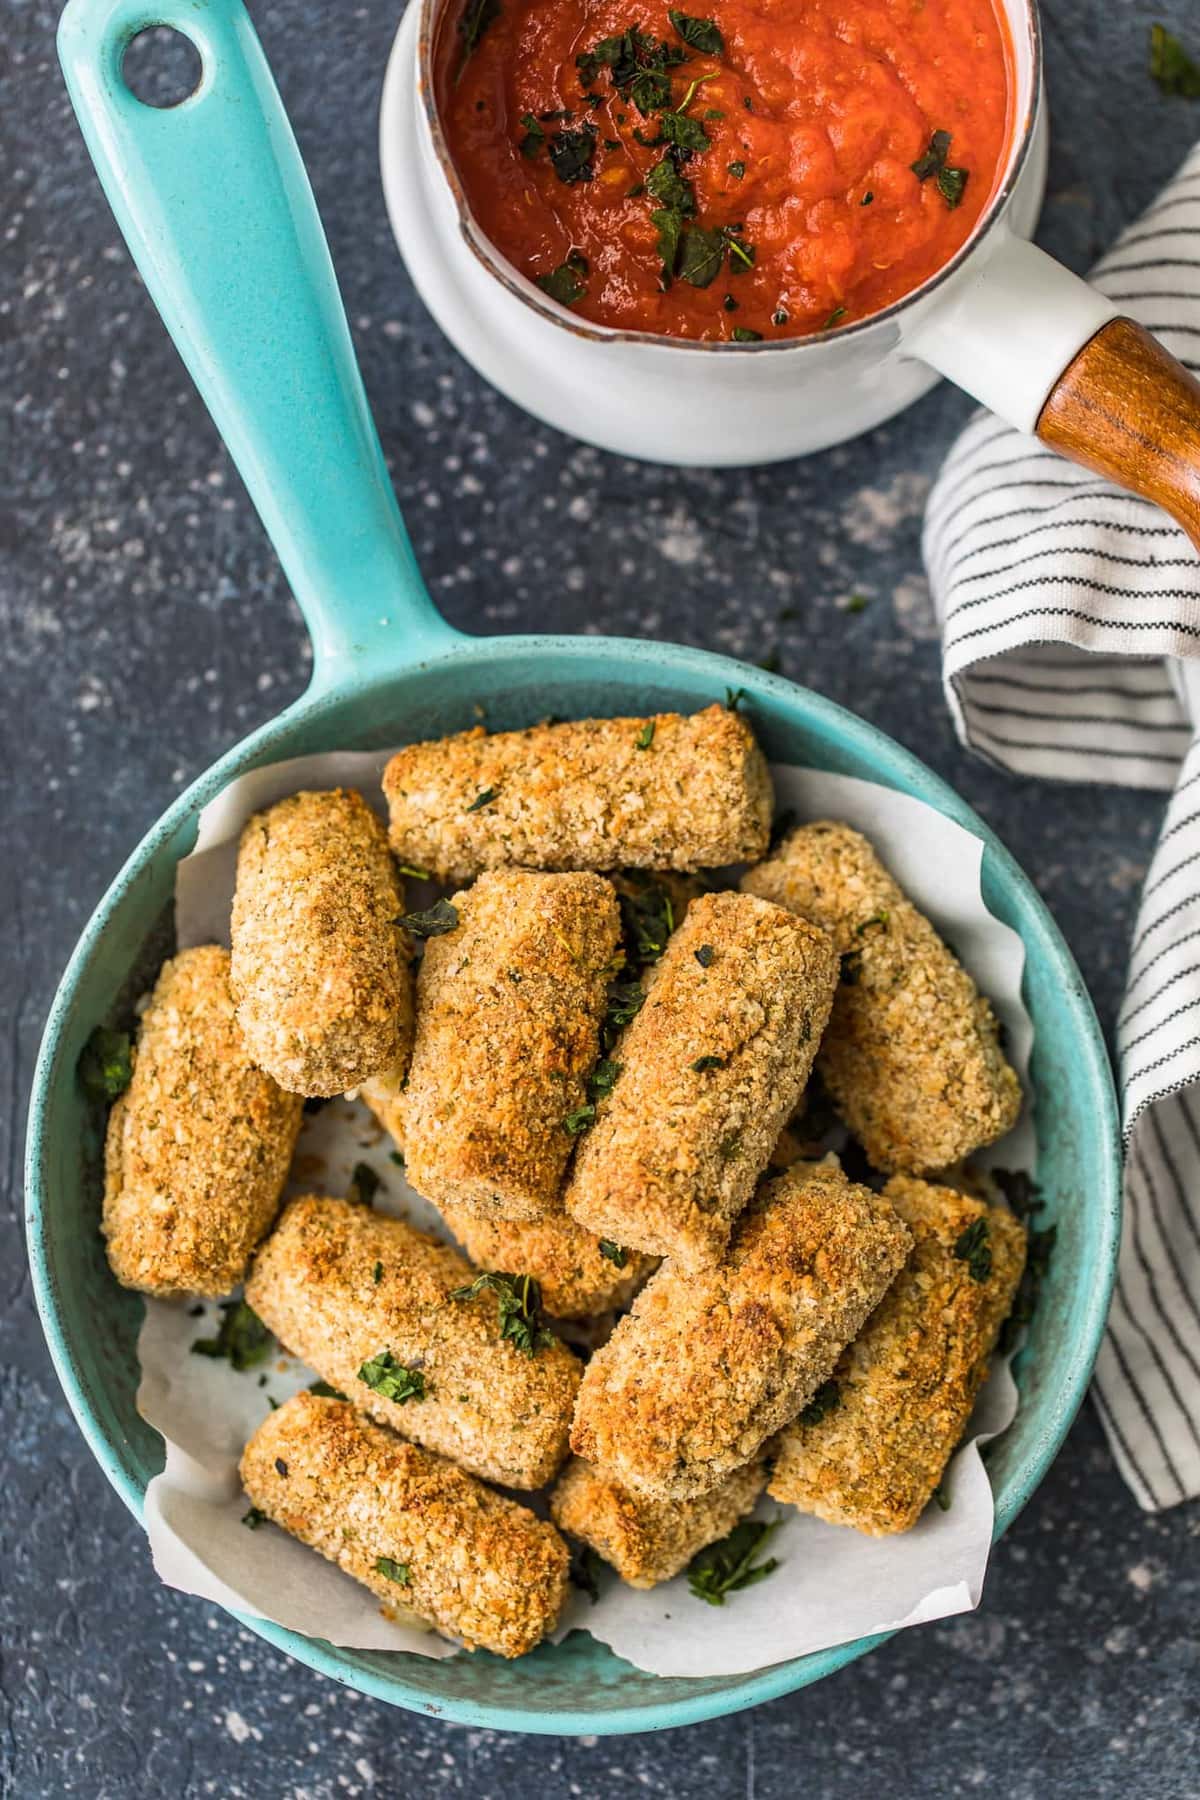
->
138 754 1032 1677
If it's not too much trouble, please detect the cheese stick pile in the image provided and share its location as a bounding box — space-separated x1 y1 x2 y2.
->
88 705 1031 1658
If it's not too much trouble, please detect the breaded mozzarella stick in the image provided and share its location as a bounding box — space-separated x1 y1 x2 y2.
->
382 704 773 883
742 822 1021 1173
570 1161 912 1500
565 892 839 1270
240 1394 570 1657
769 1176 1028 1534
231 788 412 1096
402 870 621 1221
550 1455 767 1589
245 1197 581 1489
102 945 302 1297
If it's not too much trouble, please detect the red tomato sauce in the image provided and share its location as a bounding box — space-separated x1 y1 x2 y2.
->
435 0 1014 341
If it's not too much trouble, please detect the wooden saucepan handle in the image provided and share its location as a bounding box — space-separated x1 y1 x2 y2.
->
1037 319 1200 553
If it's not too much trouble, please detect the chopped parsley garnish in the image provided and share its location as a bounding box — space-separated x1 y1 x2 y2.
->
537 250 589 306
191 1300 274 1372
861 190 874 205
242 1507 266 1529
569 1541 606 1603
855 912 889 936
562 1102 596 1135
824 305 846 329
549 122 598 184
389 1149 406 1167
691 1053 726 1072
677 226 727 288
687 1517 782 1605
731 326 762 342
374 1260 384 1284
798 1379 841 1426
79 1026 133 1101
694 943 716 968
588 1057 624 1099
953 1217 993 1283
598 1239 629 1267
395 861 432 880
727 159 745 178
992 1168 1057 1354
617 872 675 967
519 113 545 157
395 898 459 938
455 0 500 81
451 1271 554 1356
576 26 686 111
725 686 745 710
933 1482 951 1511
723 293 738 310
348 1162 381 1207
668 10 724 54
846 593 870 613
1150 23 1200 97
635 720 656 749
465 785 498 812
274 1457 288 1478
302 1095 329 1114
358 1350 427 1404
376 1556 412 1585
602 978 646 1049
911 129 968 208
772 309 788 326
308 1379 348 1399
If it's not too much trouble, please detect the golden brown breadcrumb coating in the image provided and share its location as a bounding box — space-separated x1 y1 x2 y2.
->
402 870 621 1221
102 945 302 1297
230 788 412 1096
769 1176 1028 1534
570 1160 912 1500
565 892 839 1270
741 822 1021 1173
382 704 773 883
240 1394 570 1657
550 1454 767 1589
245 1196 581 1488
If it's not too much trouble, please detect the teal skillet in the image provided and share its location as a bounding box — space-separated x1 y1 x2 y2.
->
29 0 1120 1735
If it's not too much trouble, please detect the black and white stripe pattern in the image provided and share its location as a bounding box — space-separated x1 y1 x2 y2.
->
924 143 1200 1511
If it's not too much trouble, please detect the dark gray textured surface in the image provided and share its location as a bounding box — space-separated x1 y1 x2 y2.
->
5 0 1200 1792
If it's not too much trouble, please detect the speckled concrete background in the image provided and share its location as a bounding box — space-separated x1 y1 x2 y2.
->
5 0 1200 1792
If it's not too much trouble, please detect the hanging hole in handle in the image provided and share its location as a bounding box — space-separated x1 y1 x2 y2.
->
122 25 203 108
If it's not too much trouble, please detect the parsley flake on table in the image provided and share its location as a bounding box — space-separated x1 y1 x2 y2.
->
191 1299 275 1372
358 1349 428 1404
1150 23 1200 97
78 1025 133 1101
687 1517 782 1605
451 1271 555 1356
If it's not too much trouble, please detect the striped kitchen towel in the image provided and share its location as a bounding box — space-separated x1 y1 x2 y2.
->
923 140 1200 1511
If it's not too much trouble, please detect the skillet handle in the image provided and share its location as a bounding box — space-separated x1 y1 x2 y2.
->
906 232 1200 554
57 0 459 684
1037 319 1200 553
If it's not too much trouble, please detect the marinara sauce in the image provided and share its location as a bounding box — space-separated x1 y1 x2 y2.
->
435 0 1013 341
